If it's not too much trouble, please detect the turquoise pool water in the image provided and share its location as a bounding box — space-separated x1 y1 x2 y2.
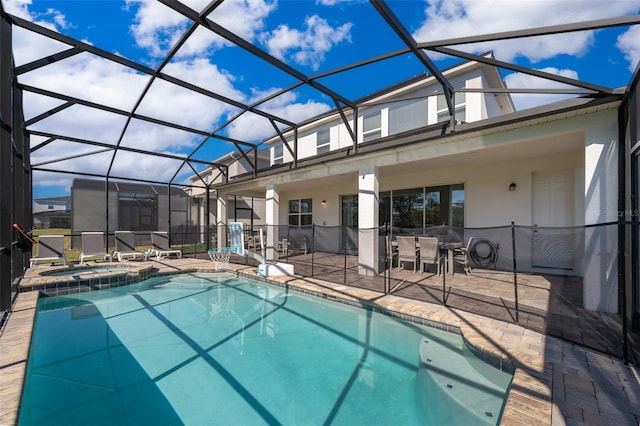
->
19 273 512 425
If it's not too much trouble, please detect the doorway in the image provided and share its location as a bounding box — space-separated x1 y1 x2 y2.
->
532 169 575 272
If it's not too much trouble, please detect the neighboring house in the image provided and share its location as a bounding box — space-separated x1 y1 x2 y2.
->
33 196 71 229
210 54 622 315
71 178 192 248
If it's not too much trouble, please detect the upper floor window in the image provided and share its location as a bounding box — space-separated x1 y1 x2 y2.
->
273 143 284 165
389 98 428 135
289 198 312 226
317 128 330 154
362 110 381 142
437 92 466 123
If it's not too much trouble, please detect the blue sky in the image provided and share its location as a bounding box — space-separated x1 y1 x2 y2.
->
3 0 640 200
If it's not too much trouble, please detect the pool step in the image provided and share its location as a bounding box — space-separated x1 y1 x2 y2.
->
416 337 511 425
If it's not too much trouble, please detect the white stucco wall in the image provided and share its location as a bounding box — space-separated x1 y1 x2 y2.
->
246 103 621 313
583 109 619 312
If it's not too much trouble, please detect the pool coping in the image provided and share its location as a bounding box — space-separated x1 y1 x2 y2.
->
3 260 640 425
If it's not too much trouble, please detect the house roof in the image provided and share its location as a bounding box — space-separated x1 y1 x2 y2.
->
33 196 70 203
71 178 187 196
213 91 623 198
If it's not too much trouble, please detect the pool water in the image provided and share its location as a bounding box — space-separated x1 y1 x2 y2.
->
19 273 512 425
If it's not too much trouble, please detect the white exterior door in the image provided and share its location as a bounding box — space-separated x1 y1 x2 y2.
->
532 169 575 271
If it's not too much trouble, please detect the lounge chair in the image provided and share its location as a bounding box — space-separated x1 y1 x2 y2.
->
151 231 182 260
79 231 113 264
30 235 67 267
418 236 440 275
113 231 148 262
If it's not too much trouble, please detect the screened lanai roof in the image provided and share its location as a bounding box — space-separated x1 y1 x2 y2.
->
3 0 640 197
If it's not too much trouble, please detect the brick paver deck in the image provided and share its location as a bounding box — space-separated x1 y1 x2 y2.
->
2 257 638 425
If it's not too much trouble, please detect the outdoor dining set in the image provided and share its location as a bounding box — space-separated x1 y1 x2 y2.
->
390 235 474 276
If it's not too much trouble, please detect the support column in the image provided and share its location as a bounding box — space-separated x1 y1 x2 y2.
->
265 183 279 261
584 117 618 312
358 165 379 276
216 192 227 249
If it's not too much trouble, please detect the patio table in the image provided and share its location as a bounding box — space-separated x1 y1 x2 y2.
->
441 241 463 275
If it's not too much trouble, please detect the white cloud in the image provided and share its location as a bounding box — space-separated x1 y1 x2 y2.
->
127 0 189 57
226 89 331 141
617 26 640 73
504 67 579 111
6 0 76 67
3 0 35 20
413 0 640 65
19 55 149 113
42 7 70 29
163 58 245 102
127 0 277 57
260 15 352 70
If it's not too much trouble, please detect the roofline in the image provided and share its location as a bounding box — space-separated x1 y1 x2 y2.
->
261 52 505 144
216 93 624 192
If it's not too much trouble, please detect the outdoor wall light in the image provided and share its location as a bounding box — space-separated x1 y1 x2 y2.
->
321 200 327 206
509 183 517 192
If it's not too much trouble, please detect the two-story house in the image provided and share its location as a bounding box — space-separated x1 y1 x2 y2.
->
208 54 621 314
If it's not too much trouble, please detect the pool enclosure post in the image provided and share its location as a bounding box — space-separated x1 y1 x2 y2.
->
0 14 13 313
511 222 520 324
0 16 31 315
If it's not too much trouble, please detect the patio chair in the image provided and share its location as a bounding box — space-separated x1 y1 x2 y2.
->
290 236 307 255
418 236 440 275
113 231 148 262
30 235 67 267
151 231 182 260
453 236 475 276
278 238 290 256
80 232 112 264
247 234 262 251
396 235 419 273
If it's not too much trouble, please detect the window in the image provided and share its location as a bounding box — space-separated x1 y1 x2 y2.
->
389 98 428 135
392 188 424 229
273 143 283 165
317 128 330 154
289 198 312 226
437 92 466 123
48 205 54 210
424 184 465 227
341 195 358 227
362 110 381 142
377 184 465 229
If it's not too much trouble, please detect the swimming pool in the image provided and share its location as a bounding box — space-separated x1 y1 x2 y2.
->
19 272 512 425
